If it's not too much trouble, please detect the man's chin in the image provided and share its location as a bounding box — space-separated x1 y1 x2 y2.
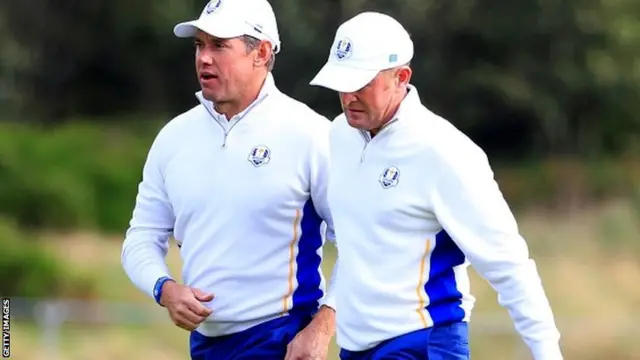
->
200 89 221 102
346 116 370 131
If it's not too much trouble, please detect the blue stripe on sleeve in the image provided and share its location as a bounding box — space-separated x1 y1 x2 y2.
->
291 199 323 315
424 229 466 325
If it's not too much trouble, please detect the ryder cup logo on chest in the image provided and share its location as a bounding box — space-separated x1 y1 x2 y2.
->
205 0 222 14
248 145 271 167
379 166 400 189
334 38 353 60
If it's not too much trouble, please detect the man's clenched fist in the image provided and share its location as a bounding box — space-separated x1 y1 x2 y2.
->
160 280 214 331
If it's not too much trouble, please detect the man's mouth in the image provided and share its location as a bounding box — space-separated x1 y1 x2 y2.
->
200 72 218 80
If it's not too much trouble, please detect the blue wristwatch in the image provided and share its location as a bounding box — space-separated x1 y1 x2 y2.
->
153 276 174 306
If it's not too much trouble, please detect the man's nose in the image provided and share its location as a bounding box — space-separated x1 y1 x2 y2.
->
197 47 214 65
340 92 357 106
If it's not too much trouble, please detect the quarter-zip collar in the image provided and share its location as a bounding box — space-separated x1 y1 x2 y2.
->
359 84 421 143
195 73 277 147
357 85 421 163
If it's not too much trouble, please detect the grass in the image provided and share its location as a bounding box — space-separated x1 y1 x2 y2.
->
10 199 640 359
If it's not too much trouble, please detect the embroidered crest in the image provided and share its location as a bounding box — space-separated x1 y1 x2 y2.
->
248 145 271 167
334 38 353 60
205 0 222 14
379 166 400 189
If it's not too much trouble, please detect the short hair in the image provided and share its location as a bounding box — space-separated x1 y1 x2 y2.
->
241 35 275 71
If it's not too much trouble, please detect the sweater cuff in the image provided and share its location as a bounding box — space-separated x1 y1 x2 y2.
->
320 288 336 311
530 340 563 360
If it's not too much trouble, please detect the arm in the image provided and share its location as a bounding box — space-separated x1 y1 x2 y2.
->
429 145 562 360
121 132 176 300
285 121 335 359
309 122 337 315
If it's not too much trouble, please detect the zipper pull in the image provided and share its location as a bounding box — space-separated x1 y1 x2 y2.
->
360 131 371 163
222 132 228 147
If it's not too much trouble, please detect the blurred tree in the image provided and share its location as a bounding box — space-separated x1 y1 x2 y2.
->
0 0 637 158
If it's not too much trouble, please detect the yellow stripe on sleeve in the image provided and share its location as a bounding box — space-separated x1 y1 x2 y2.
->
416 238 432 328
282 208 301 315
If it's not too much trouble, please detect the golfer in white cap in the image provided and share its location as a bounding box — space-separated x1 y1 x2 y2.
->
311 11 562 360
121 0 337 359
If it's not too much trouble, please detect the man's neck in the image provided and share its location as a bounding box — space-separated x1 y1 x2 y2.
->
370 89 407 137
215 73 268 120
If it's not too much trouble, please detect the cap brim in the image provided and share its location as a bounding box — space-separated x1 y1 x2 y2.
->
309 62 379 93
173 19 244 39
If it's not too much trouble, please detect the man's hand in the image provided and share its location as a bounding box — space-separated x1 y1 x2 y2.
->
285 306 335 360
160 281 214 331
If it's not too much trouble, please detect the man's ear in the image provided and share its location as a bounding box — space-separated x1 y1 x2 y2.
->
254 41 273 67
396 66 412 86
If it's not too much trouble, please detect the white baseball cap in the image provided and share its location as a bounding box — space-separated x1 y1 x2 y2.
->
310 12 413 93
173 0 281 54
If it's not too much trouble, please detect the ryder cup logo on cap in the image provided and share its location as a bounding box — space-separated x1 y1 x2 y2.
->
334 38 353 60
205 0 222 14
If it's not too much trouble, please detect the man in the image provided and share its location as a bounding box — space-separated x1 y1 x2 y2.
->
309 11 563 360
121 0 336 359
